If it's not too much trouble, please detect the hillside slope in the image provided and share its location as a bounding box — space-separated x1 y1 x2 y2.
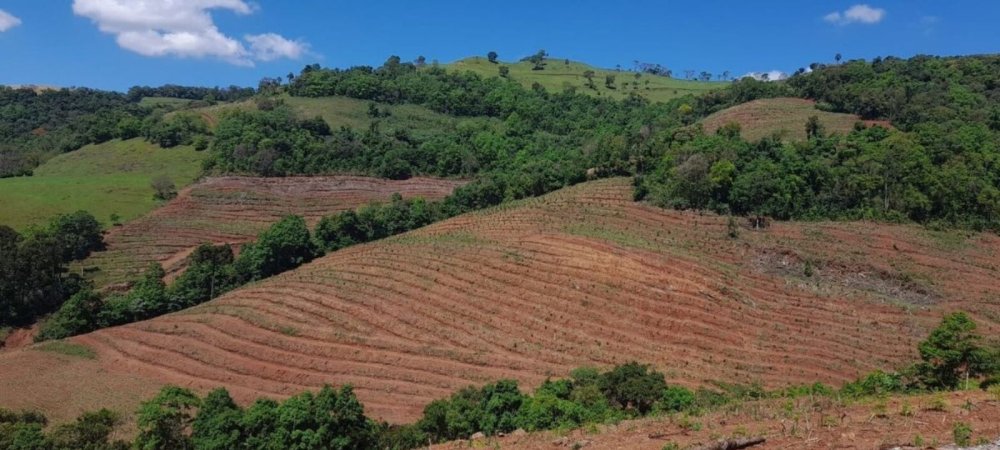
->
0 138 205 230
79 176 465 290
447 57 721 103
2 178 998 425
700 97 888 141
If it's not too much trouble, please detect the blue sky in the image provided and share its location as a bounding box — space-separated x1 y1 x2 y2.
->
0 1 997 91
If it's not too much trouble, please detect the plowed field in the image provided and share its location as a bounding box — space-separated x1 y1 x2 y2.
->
3 178 998 426
79 176 464 289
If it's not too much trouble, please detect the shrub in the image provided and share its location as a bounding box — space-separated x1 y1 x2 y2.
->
598 362 667 414
953 422 972 446
151 175 177 201
656 385 696 413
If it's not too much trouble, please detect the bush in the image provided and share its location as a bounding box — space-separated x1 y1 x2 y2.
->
151 176 177 201
841 370 904 398
235 215 318 281
656 385 696 413
598 362 667 414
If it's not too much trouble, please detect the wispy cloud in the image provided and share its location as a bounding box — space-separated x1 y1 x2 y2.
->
0 9 22 32
72 0 309 66
823 4 886 26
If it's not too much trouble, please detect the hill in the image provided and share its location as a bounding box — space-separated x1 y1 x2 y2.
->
3 178 998 426
0 138 205 230
446 57 721 103
440 389 1000 449
78 175 464 290
700 97 887 141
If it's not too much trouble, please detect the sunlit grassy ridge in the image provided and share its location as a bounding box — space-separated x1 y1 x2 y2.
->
446 56 723 103
0 139 205 230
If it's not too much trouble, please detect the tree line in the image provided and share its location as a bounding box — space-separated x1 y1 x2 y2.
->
0 211 103 329
639 55 1000 231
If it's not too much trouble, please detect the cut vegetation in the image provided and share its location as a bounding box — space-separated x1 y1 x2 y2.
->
79 175 464 290
700 97 885 141
3 178 997 426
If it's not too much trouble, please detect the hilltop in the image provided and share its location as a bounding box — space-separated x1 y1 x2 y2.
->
3 178 998 426
446 56 721 103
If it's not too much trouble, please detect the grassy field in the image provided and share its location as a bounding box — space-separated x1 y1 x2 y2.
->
138 96 195 108
700 97 881 142
445 56 723 103
284 95 464 133
0 139 206 230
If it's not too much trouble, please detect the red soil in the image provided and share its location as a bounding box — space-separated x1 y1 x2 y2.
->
443 390 1000 449
81 175 464 290
3 178 998 427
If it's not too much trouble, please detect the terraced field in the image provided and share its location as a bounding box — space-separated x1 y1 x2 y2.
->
3 178 998 425
701 97 890 141
80 176 465 289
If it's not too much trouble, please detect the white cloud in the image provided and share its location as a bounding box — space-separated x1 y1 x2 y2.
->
823 4 886 25
742 71 788 82
72 0 307 66
0 9 22 32
245 33 307 62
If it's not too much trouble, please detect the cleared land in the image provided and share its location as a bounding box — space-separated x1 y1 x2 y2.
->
0 138 205 230
700 97 889 142
444 390 1000 449
2 178 998 426
79 176 465 290
447 57 721 103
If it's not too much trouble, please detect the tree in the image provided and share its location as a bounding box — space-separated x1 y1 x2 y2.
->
805 115 825 139
48 409 127 449
915 312 986 389
192 389 243 450
528 49 547 70
835 53 843 64
582 70 596 89
135 386 201 450
415 55 426 68
487 51 498 64
151 176 177 201
598 362 666 414
605 74 616 89
48 210 104 261
235 215 318 280
498 66 510 78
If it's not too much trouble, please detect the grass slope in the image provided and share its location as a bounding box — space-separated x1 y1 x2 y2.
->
0 138 205 230
700 97 879 142
4 178 997 426
446 56 722 103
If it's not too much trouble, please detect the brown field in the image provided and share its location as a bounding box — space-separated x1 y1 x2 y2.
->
2 178 998 427
443 390 1000 449
77 175 465 290
701 97 890 142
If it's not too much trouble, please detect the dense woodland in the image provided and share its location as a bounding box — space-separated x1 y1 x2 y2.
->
4 313 998 449
642 55 1000 230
